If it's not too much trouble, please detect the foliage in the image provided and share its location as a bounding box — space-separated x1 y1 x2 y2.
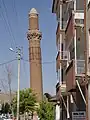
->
1 103 11 114
1 103 5 114
37 97 55 120
4 102 11 114
12 88 37 115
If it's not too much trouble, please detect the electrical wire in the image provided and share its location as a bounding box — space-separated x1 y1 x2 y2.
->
0 59 16 93
13 0 18 22
22 59 28 80
0 5 14 47
21 60 28 85
0 59 16 66
13 0 20 36
22 58 56 65
1 0 17 47
0 78 8 94
13 0 24 45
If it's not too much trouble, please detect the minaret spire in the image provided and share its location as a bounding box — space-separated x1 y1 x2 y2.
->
27 8 43 101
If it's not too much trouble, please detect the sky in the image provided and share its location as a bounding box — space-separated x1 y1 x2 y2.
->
0 0 57 95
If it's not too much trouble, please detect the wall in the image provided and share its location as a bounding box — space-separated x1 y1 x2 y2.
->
66 61 76 92
76 27 84 60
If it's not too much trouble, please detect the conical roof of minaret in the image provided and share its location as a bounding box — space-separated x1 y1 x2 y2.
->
29 8 38 14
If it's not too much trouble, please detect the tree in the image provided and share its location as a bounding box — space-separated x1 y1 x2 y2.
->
12 88 37 115
37 97 55 120
1 103 5 114
4 102 11 114
1 103 11 114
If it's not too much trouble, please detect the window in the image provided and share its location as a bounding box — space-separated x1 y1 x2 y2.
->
75 19 84 24
76 0 84 10
70 47 75 60
69 40 75 60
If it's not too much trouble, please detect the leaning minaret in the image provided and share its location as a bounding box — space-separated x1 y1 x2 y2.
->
27 8 43 101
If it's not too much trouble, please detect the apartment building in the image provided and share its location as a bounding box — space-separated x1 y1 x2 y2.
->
52 0 90 119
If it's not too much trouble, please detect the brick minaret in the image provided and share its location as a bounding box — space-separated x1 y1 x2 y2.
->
27 8 43 101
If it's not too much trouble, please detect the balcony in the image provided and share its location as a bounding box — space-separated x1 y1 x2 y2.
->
76 60 85 75
56 51 69 71
56 81 66 101
74 10 84 20
56 22 65 47
52 0 69 13
87 3 90 33
66 60 85 92
65 13 75 49
65 11 84 49
60 83 66 95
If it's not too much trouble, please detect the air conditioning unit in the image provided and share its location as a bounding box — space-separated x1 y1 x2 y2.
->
62 51 69 60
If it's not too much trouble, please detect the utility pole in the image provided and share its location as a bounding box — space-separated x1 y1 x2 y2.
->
16 48 21 120
84 0 88 120
9 47 22 120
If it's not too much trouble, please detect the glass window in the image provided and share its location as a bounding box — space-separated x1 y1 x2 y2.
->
69 39 75 60
76 0 84 10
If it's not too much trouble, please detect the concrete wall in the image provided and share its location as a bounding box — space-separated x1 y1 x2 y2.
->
76 27 84 60
0 92 15 104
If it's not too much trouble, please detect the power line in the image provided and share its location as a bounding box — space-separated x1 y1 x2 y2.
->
13 0 20 34
0 59 16 66
0 59 16 92
0 78 8 94
21 48 28 80
12 0 25 46
22 58 56 64
13 0 18 22
0 58 55 66
21 60 28 81
1 0 17 47
0 5 14 47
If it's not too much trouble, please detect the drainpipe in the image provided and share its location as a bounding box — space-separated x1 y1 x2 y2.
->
55 103 60 120
59 3 62 86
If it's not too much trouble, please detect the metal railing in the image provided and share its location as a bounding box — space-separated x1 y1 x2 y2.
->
74 10 84 13
76 60 85 74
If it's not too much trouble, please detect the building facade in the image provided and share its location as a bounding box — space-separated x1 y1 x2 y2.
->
52 0 90 119
27 8 43 101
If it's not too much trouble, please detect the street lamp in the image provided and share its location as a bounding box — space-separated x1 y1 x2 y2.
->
9 48 15 52
9 47 21 120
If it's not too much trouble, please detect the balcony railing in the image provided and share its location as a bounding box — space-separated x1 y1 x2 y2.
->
74 10 84 20
66 59 85 91
56 51 69 71
76 60 85 75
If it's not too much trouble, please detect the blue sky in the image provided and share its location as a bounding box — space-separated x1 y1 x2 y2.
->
0 0 57 95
